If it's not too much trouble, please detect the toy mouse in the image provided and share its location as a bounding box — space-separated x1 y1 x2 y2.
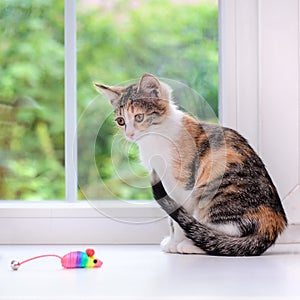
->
11 248 103 270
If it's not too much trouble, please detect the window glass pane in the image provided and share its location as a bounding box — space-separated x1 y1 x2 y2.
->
77 0 218 200
0 0 64 200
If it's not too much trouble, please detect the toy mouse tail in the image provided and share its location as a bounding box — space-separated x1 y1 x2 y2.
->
11 254 62 270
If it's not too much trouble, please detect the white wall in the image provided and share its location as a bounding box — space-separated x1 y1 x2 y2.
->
220 0 300 242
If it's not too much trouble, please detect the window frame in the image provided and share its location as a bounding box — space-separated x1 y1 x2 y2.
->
1 0 295 245
218 0 299 244
65 0 78 203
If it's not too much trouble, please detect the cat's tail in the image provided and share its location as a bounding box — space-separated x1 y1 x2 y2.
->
152 180 278 256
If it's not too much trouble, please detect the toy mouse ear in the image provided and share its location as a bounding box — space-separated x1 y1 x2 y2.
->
86 249 95 257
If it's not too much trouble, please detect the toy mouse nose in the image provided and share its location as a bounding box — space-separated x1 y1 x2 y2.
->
93 259 103 268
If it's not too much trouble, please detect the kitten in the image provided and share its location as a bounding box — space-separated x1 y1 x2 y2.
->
94 73 287 256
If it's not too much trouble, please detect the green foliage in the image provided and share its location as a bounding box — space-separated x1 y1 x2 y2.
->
0 0 218 200
0 0 64 199
77 0 218 111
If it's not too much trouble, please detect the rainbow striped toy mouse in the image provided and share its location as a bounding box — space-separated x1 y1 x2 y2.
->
11 248 103 270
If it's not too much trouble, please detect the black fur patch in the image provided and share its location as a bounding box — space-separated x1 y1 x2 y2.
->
151 181 180 215
151 181 167 200
119 84 138 107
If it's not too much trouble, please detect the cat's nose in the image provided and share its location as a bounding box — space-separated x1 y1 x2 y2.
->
126 132 135 140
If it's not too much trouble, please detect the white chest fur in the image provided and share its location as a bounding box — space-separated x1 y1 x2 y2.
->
136 108 193 208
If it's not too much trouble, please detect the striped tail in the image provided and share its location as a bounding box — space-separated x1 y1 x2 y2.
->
152 180 274 256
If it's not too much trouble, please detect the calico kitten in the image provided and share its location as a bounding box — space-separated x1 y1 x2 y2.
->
94 73 287 256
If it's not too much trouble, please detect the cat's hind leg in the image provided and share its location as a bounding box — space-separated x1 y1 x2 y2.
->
161 218 184 253
176 238 206 254
161 220 205 254
160 236 178 253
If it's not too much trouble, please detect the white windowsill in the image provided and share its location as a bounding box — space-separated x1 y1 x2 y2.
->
0 200 165 218
0 201 299 245
0 201 169 244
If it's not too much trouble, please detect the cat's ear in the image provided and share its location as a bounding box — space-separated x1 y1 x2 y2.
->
138 74 161 98
94 83 122 107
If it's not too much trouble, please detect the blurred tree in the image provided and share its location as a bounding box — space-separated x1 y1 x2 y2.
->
0 0 65 199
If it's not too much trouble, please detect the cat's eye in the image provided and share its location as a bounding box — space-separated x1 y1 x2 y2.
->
134 113 144 123
115 117 125 126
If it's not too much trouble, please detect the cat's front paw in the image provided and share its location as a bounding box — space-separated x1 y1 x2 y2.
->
177 239 206 254
160 236 179 253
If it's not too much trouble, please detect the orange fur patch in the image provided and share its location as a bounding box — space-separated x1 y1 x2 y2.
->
196 149 226 186
196 146 245 187
172 114 246 188
244 205 286 241
224 130 254 158
182 114 207 143
224 147 245 165
171 114 201 185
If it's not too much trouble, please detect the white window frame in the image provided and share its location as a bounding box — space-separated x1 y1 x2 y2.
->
219 0 300 244
0 0 297 245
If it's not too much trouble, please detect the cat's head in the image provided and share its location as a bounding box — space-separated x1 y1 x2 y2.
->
94 74 173 142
